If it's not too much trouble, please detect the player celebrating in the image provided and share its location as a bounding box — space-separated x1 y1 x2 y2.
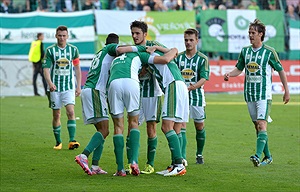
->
224 19 290 166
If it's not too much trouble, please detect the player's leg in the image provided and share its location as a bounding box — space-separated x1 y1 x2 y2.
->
108 79 127 176
112 115 125 175
62 90 79 149
75 88 109 174
180 122 187 164
50 91 62 149
141 96 161 174
191 105 206 164
248 100 272 166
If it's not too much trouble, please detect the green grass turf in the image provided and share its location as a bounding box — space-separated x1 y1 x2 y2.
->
0 94 299 192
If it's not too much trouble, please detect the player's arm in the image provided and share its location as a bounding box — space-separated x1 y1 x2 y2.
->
147 45 170 54
278 70 290 104
116 45 147 55
43 67 56 92
73 57 81 97
152 48 178 64
188 78 206 91
223 67 243 81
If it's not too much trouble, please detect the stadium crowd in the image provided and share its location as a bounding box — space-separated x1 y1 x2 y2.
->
1 0 300 14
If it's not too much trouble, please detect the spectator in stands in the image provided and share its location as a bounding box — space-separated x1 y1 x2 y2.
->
218 4 226 10
286 4 300 20
113 0 128 10
184 0 194 10
164 0 179 11
248 0 260 10
194 0 207 10
208 1 216 9
136 0 154 10
0 0 15 13
93 0 102 9
143 4 151 11
153 0 168 11
82 0 94 10
110 0 132 10
55 0 77 12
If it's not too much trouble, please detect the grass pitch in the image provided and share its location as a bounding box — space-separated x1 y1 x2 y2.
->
0 94 299 192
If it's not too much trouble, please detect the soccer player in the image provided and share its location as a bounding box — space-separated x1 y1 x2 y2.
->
74 33 152 175
174 28 210 165
223 19 290 167
138 45 189 176
107 47 178 176
127 20 165 175
43 25 81 150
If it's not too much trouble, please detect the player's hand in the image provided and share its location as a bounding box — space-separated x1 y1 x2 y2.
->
75 88 81 97
49 84 56 92
224 73 229 81
283 91 290 104
188 83 195 91
146 46 156 54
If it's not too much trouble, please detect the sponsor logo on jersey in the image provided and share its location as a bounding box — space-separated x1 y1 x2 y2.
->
56 58 70 67
246 62 260 73
181 68 195 80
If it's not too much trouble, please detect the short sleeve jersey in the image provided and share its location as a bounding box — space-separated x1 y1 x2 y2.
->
139 40 166 97
108 52 149 85
148 51 184 92
43 43 79 92
175 51 210 106
236 44 283 102
84 44 118 91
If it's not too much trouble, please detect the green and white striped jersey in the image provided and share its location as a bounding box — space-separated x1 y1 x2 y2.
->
43 43 80 92
175 51 210 106
139 40 165 97
148 51 185 92
84 44 118 91
236 44 283 102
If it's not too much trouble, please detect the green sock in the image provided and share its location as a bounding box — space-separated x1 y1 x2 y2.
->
113 134 124 171
196 128 206 155
165 130 182 164
53 125 62 145
67 120 76 142
147 136 157 167
92 137 105 166
181 128 187 159
263 140 271 157
129 128 140 164
126 136 132 164
256 131 268 159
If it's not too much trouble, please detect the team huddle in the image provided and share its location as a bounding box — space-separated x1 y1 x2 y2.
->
42 19 290 177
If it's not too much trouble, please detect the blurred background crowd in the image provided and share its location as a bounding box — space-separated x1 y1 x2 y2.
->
1 0 299 60
1 0 299 16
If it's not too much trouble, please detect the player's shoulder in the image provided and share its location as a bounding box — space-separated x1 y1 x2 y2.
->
146 40 166 47
196 51 208 60
67 43 79 50
46 43 56 50
263 44 276 52
177 51 185 56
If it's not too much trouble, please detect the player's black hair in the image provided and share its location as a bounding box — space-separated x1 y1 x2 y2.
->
249 19 266 41
130 20 148 33
56 25 68 34
105 33 119 45
184 28 199 39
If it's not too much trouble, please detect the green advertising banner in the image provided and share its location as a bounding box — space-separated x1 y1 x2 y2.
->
95 10 195 52
201 10 284 53
0 10 95 59
288 19 300 60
